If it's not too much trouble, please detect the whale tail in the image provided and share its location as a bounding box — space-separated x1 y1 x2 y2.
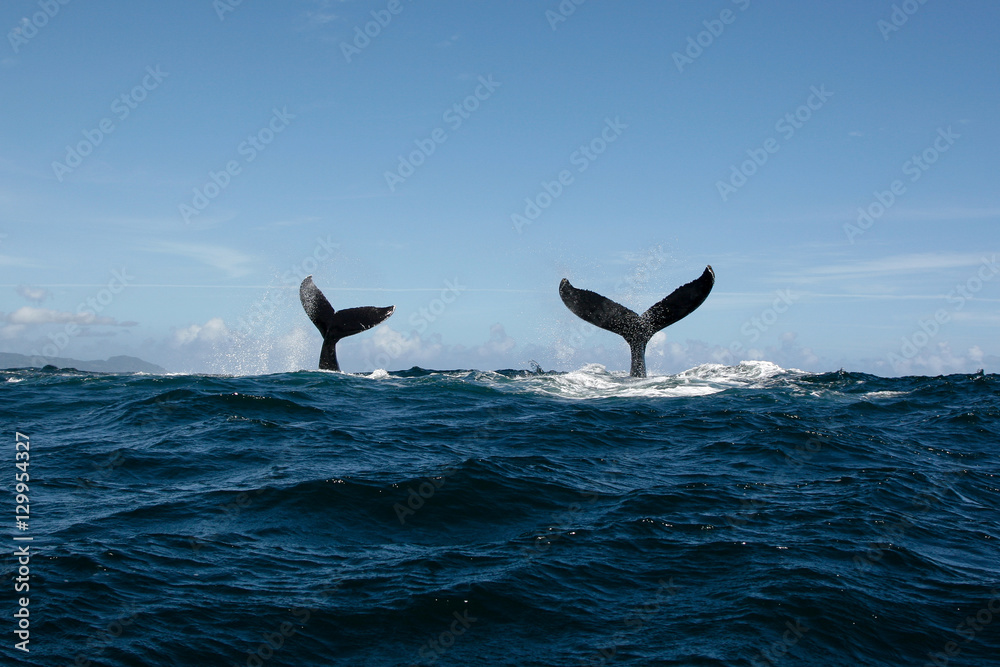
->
299 276 395 371
559 266 715 378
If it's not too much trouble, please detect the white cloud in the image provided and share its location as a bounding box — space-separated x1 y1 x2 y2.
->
371 325 430 358
16 285 48 302
478 323 515 357
801 252 995 281
339 323 522 371
297 0 352 30
351 325 443 369
1 324 26 339
950 311 1000 324
871 341 987 376
172 317 229 347
305 9 338 25
0 254 45 269
2 306 118 326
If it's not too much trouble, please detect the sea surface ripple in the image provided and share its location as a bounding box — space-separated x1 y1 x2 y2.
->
2 361 998 666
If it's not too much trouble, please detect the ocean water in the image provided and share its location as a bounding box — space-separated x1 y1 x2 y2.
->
2 361 999 667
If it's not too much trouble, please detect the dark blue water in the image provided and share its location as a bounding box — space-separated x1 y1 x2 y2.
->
2 362 998 666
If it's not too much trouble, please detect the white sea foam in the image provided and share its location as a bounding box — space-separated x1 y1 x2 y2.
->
677 360 799 384
486 360 799 400
862 390 910 399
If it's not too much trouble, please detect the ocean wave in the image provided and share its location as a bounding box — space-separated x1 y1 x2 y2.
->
4 363 999 666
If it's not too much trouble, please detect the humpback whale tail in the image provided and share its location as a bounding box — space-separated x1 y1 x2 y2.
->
559 266 715 378
299 276 395 371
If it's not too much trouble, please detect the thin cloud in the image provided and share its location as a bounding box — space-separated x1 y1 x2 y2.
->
0 254 46 269
2 306 121 326
798 252 996 281
886 207 1000 222
172 317 229 347
143 241 255 278
296 0 352 30
16 285 49 302
867 341 986 377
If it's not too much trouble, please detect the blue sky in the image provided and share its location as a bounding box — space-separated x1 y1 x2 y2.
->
1 0 998 375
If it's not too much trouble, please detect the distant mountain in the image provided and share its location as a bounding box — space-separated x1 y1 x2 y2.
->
0 353 167 374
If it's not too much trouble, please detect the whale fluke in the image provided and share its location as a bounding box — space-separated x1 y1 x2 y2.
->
300 276 394 371
559 266 714 378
